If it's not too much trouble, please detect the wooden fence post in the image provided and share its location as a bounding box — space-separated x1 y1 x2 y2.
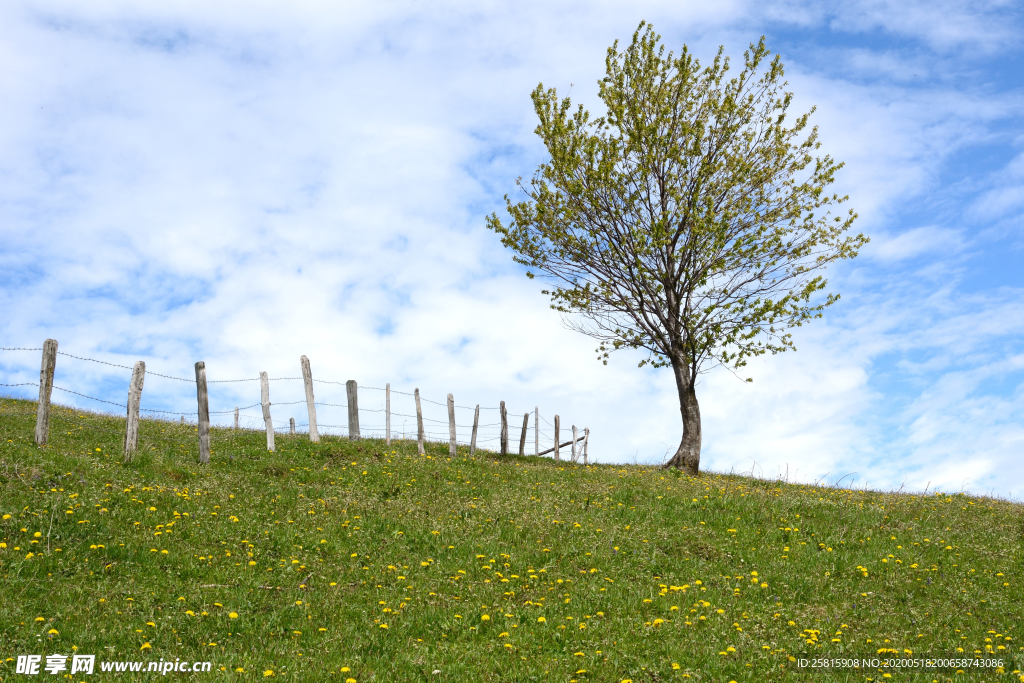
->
470 404 479 455
583 427 590 465
519 413 528 456
414 388 425 455
34 339 58 447
195 362 211 464
386 383 391 446
180 415 184 424
234 407 239 430
572 425 578 463
447 393 457 457
553 415 560 462
500 401 508 456
289 417 295 434
123 361 146 461
534 406 539 456
300 355 319 443
346 380 360 440
260 371 275 452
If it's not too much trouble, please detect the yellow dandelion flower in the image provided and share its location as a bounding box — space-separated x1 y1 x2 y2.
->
537 617 546 623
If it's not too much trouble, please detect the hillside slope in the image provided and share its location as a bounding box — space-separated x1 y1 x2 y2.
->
1 397 1021 682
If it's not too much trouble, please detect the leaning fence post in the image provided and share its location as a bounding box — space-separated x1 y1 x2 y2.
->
500 401 508 456
386 383 391 446
260 371 275 452
123 361 146 460
414 388 425 455
470 404 479 455
519 413 529 456
583 427 590 465
234 407 239 430
572 425 578 463
300 356 320 443
289 417 295 435
447 394 457 457
346 380 360 440
534 406 539 456
553 415 560 462
33 339 58 447
195 362 211 464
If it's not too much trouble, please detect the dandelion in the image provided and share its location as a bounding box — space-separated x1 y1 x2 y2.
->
481 615 490 621
264 670 275 677
379 624 388 629
537 617 546 623
229 612 238 619
140 643 151 650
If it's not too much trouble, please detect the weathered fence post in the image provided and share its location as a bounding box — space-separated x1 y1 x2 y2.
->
414 388 425 455
123 361 146 460
260 371 275 452
346 380 360 440
583 427 590 465
519 413 529 456
553 415 560 462
534 406 539 456
289 417 296 434
234 407 239 430
385 383 391 446
470 404 479 455
447 393 457 457
34 339 58 447
572 425 578 463
180 415 184 425
500 401 508 456
300 356 319 443
195 362 211 464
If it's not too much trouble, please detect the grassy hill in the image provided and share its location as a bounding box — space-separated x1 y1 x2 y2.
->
1 396 1021 682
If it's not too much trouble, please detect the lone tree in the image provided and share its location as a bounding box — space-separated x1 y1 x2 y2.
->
487 23 867 474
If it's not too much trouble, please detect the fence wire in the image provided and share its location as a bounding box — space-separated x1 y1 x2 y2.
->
2 345 585 457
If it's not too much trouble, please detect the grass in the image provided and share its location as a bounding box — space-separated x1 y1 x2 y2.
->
0 396 1021 682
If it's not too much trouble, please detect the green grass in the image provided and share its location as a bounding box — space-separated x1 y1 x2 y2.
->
0 396 1021 682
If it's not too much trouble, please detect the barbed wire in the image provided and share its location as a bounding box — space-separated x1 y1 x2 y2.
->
1 347 43 351
53 385 127 409
1 382 39 388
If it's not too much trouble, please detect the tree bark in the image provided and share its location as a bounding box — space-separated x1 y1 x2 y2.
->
663 357 702 475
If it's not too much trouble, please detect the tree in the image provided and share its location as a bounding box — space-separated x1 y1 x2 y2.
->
486 23 868 474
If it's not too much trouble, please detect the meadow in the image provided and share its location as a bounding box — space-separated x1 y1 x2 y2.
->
0 396 1021 682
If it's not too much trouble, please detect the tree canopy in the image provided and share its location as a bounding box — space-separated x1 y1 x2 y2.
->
487 23 867 474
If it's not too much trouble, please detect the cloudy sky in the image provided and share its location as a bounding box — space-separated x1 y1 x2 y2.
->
1 0 1022 497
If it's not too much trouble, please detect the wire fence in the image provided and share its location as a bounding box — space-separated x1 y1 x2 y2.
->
1 344 589 460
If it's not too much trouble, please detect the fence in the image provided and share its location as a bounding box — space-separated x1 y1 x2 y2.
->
0 341 590 465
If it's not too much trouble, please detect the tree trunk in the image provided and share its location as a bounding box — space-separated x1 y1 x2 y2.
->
663 357 702 475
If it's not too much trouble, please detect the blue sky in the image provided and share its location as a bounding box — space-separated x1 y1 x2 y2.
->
1 0 1022 497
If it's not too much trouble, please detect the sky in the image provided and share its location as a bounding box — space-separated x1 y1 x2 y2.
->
1 0 1022 498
